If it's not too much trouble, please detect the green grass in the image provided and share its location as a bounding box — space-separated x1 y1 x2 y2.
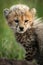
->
0 0 43 59
0 23 26 59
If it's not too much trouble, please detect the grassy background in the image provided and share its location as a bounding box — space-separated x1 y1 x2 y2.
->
0 0 43 59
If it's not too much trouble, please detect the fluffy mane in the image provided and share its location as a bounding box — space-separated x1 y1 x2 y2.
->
10 4 29 11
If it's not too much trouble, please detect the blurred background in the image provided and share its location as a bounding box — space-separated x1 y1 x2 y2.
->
0 0 43 59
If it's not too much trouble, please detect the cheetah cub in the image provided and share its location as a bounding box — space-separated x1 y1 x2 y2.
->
4 4 43 65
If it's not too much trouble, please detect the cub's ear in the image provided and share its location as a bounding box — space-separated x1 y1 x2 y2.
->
30 8 36 16
3 8 9 18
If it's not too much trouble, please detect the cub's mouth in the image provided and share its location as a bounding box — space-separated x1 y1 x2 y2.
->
16 29 25 33
16 27 29 34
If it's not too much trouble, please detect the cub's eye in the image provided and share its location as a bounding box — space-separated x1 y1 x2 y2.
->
25 20 28 22
14 20 19 23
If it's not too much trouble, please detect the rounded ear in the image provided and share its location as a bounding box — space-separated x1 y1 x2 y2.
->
3 8 9 17
30 8 36 16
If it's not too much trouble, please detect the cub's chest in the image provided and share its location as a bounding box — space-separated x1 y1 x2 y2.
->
15 29 38 60
15 29 36 45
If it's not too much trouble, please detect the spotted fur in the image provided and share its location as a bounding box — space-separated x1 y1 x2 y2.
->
4 4 43 65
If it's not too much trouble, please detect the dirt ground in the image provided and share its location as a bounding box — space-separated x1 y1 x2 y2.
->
0 58 38 65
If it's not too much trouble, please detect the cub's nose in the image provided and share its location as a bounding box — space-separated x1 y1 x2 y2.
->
19 27 24 31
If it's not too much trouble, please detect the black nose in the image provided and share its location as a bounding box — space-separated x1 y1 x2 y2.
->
19 27 24 31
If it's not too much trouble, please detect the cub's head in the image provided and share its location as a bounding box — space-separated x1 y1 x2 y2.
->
4 4 36 33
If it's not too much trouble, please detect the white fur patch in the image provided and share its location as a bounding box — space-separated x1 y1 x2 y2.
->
33 17 43 28
10 4 30 12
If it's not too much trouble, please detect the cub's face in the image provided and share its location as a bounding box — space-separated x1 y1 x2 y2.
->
4 5 36 33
